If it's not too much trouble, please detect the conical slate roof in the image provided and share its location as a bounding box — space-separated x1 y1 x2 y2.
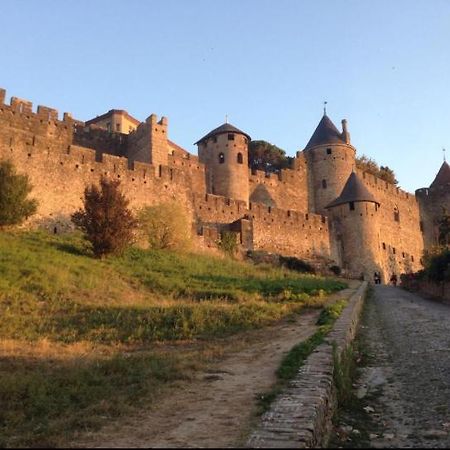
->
430 161 450 188
195 123 251 145
326 172 380 209
305 114 346 149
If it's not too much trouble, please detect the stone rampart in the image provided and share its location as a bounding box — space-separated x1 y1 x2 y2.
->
247 281 368 448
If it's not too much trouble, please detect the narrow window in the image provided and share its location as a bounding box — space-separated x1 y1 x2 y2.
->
382 242 386 250
218 152 225 164
349 202 355 211
237 153 243 164
106 122 111 132
327 148 332 155
116 123 121 132
322 179 327 189
228 133 235 141
394 207 400 222
212 136 217 143
393 247 396 255
411 255 414 262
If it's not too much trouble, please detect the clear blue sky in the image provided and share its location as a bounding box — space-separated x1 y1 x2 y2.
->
2 0 450 192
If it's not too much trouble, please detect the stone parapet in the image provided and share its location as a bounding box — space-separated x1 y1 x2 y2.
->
247 281 368 448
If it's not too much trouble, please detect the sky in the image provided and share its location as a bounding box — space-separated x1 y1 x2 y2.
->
1 0 450 192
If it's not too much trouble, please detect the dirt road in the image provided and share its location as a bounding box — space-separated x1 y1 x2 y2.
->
74 285 356 448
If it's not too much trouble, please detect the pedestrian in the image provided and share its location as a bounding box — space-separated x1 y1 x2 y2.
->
390 273 397 286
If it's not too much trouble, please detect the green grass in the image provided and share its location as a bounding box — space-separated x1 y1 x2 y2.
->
0 230 347 447
257 299 348 414
0 231 346 344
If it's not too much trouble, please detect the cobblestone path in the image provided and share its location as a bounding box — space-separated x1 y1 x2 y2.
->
338 286 450 448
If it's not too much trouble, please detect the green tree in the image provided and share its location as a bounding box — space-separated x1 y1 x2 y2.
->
356 155 398 185
0 160 37 227
72 177 137 257
438 207 450 246
138 202 192 250
248 140 293 173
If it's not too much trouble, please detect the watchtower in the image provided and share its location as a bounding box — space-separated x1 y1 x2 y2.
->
326 171 381 280
303 114 356 215
196 122 251 205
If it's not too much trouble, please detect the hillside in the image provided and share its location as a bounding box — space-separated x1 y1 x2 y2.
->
0 231 346 447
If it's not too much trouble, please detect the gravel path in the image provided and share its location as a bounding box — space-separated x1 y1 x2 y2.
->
344 286 450 448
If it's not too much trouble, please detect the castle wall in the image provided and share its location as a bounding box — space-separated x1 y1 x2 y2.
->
0 91 194 230
356 169 424 279
416 185 450 249
248 153 308 211
193 193 332 260
127 114 169 167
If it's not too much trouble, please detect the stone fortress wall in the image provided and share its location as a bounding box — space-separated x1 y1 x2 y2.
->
0 88 332 262
0 87 446 280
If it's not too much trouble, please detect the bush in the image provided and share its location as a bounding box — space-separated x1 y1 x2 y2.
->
279 256 315 274
71 177 136 257
138 202 192 250
425 249 450 282
329 265 341 276
0 160 37 227
218 231 238 257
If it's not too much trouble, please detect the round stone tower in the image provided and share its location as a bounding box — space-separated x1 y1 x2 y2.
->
196 122 251 204
304 114 356 216
416 160 450 249
326 172 381 281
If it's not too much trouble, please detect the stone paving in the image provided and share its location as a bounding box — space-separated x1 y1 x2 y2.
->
344 285 450 448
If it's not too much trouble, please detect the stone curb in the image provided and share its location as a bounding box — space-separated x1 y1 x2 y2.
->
247 281 368 448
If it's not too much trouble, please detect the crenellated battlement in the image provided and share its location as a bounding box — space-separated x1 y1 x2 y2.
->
0 87 77 124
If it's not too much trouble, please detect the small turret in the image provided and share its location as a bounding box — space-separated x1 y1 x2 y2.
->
196 122 251 204
326 172 381 280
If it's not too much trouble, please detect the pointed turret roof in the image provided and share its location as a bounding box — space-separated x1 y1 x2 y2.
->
430 161 450 188
195 123 251 145
326 172 379 209
305 114 346 149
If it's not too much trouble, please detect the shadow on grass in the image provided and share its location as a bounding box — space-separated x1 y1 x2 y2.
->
0 351 185 448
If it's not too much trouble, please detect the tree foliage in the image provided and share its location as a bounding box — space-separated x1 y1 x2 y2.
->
0 160 37 227
355 155 398 185
438 207 450 247
248 140 293 173
138 202 192 250
71 177 137 257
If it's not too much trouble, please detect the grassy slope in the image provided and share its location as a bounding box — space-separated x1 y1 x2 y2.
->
0 231 347 447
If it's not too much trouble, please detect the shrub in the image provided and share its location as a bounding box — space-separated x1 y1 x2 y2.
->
138 202 192 250
425 249 450 282
218 231 238 257
71 177 137 257
0 160 37 227
279 256 315 274
329 265 341 276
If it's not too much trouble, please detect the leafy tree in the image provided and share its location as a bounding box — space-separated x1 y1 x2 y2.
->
356 155 398 185
248 140 293 173
0 160 37 227
138 202 192 250
72 177 137 257
438 207 450 247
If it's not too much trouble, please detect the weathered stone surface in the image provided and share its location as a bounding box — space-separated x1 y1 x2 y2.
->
247 282 368 448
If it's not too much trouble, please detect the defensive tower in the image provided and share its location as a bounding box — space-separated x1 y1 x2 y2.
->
416 160 450 248
304 114 356 215
326 171 381 280
196 122 251 204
